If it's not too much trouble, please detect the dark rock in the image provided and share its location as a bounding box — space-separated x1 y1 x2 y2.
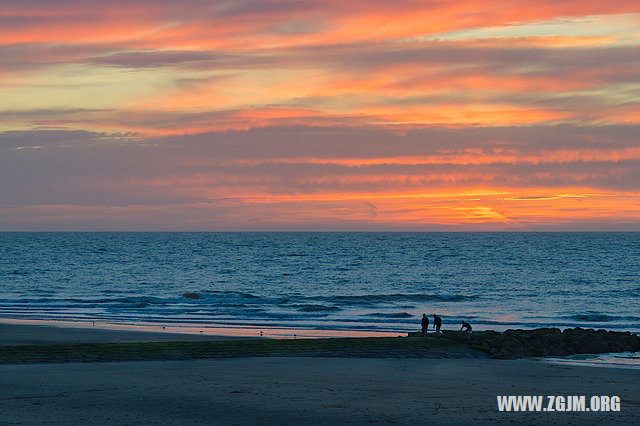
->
407 327 640 359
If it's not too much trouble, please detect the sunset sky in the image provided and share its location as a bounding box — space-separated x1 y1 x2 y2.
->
1 0 640 230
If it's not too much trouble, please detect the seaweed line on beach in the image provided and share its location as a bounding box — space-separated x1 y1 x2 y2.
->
1 328 638 364
0 336 479 364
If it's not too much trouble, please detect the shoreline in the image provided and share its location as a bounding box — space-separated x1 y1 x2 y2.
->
2 322 639 369
0 318 404 341
6 317 638 340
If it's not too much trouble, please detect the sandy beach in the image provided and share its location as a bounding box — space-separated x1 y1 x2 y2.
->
0 322 237 346
1 323 639 425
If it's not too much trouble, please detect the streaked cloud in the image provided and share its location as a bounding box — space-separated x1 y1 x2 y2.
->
1 1 639 229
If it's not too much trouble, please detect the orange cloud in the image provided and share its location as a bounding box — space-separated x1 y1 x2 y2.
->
3 188 638 230
2 1 638 48
2 2 640 229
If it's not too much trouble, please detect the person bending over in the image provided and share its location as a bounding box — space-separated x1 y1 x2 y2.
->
460 321 472 333
433 314 442 334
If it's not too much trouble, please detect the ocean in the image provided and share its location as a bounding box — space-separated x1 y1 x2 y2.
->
1 232 639 335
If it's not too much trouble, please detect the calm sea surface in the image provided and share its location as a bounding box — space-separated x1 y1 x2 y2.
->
1 232 639 334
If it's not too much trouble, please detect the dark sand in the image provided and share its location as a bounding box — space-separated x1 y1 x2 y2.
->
1 323 639 425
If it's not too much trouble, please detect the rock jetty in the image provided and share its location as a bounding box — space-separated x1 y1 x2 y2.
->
408 327 640 359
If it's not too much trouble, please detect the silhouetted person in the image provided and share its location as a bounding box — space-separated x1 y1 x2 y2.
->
460 321 472 333
421 314 429 337
433 314 442 334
